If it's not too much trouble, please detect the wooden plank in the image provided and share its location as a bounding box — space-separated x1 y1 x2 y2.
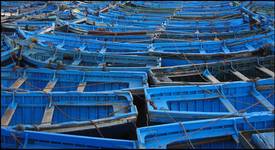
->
239 132 255 149
73 18 87 24
71 59 82 66
245 44 256 51
1 103 17 126
256 66 274 78
214 37 220 41
45 55 57 63
113 105 129 114
56 42 64 49
251 89 274 112
40 116 136 133
158 76 173 82
222 46 230 53
230 70 250 81
79 45 86 51
167 72 201 78
77 82 86 92
100 47 107 53
203 70 220 84
41 106 55 125
39 25 55 34
23 50 37 56
10 77 27 89
219 97 238 113
43 79 57 93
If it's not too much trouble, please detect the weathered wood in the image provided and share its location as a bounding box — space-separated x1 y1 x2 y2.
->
41 106 55 125
71 59 82 66
43 79 57 93
167 72 202 77
256 66 274 78
77 82 86 92
219 97 238 113
251 89 274 112
230 70 250 81
73 18 87 24
203 70 220 83
88 30 147 35
239 132 255 149
10 77 27 89
1 103 17 126
222 46 230 53
45 55 57 63
245 44 256 51
39 25 55 34
36 116 136 133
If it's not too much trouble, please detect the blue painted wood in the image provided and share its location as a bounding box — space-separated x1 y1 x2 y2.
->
1 68 148 92
251 132 274 149
17 26 273 56
137 112 274 148
151 55 274 85
145 79 274 123
256 79 275 106
1 127 137 149
1 1 274 149
18 40 160 70
1 34 19 65
1 91 137 127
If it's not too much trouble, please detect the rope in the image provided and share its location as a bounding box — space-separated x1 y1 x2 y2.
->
183 92 273 137
53 103 105 138
10 133 22 148
143 4 274 147
150 6 198 149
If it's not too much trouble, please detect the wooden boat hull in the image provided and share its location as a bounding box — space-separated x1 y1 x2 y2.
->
1 127 137 149
137 112 274 148
1 91 137 129
151 55 274 86
1 34 19 67
145 79 274 123
1 67 148 92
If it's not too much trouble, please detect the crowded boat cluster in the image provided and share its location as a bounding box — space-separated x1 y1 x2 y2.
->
1 1 274 149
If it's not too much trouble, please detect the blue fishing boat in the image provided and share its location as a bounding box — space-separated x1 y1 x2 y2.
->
1 67 148 92
145 79 274 123
1 3 58 33
151 29 274 54
137 112 274 149
2 21 55 31
1 1 274 149
18 29 151 54
1 91 137 131
1 2 47 24
17 39 160 71
247 1 274 23
1 127 137 149
17 27 274 67
150 55 274 86
1 34 19 67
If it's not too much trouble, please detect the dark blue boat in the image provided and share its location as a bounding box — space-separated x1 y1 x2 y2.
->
1 91 137 130
150 55 274 86
1 34 19 67
145 79 274 123
1 127 137 149
137 112 274 148
1 1 274 149
1 67 148 92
